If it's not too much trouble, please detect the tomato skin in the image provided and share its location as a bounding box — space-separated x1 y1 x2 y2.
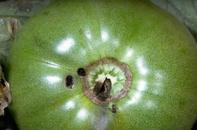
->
9 0 197 130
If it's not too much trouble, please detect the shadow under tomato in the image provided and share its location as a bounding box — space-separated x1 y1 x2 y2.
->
0 107 18 130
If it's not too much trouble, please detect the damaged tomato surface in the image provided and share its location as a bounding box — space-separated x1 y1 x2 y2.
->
8 0 197 130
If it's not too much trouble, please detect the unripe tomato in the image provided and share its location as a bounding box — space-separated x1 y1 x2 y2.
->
9 0 197 130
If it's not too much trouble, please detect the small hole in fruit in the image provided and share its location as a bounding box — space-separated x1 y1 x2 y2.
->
65 75 74 89
111 104 117 113
77 68 86 76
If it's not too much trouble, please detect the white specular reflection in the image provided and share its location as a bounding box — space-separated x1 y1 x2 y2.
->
85 29 92 40
63 100 75 110
152 71 164 96
126 91 142 106
136 57 149 76
122 48 134 62
101 29 109 42
145 100 156 109
154 73 163 88
45 75 61 85
79 48 87 56
45 61 60 69
76 108 88 121
56 38 75 54
93 112 109 130
137 80 148 91
112 38 120 47
155 72 163 80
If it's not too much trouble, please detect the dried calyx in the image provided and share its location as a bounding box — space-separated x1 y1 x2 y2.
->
80 57 132 104
0 67 11 115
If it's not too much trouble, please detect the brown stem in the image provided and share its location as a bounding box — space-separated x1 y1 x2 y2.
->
93 78 112 101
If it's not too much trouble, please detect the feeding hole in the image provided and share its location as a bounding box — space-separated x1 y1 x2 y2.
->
65 75 74 89
111 104 117 113
77 68 86 76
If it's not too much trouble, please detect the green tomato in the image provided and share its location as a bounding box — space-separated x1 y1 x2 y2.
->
9 0 197 130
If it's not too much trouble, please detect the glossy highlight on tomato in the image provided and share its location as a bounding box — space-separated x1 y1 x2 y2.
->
9 0 197 130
